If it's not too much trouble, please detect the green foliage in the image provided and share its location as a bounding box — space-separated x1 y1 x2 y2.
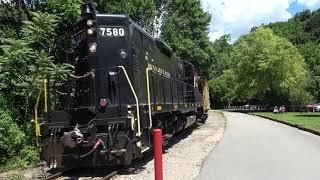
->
95 0 156 33
266 20 310 44
305 9 320 42
0 12 73 115
207 35 234 108
209 69 236 103
0 1 30 39
46 0 82 24
210 35 233 78
297 43 320 101
0 96 38 169
264 9 320 102
213 28 311 106
22 12 59 51
45 0 82 63
0 10 73 169
0 104 25 165
161 0 214 77
233 28 311 103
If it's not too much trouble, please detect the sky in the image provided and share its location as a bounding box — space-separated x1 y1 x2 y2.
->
201 0 320 42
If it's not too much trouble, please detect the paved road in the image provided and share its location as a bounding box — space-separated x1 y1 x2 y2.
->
197 112 320 180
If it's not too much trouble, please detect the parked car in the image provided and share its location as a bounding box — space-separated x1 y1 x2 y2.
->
306 103 320 112
316 104 320 112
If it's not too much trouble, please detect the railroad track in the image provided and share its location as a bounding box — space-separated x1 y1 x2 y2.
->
44 167 119 180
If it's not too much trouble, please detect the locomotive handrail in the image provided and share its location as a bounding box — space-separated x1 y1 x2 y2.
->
34 84 42 145
34 78 48 145
128 112 135 131
44 79 48 113
146 67 153 129
117 66 141 137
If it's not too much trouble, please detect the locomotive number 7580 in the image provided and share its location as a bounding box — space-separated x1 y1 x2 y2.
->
99 27 125 37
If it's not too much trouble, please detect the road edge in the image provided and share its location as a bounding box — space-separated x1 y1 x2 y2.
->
196 110 227 179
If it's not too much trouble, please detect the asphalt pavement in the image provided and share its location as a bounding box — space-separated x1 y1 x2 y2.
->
197 112 320 180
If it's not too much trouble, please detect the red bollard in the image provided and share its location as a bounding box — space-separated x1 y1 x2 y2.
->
153 129 163 180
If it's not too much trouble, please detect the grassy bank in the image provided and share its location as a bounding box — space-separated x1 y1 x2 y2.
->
250 112 320 133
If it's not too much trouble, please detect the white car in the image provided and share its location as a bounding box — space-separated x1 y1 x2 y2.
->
315 104 320 112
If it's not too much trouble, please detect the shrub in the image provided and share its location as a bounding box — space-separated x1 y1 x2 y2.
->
0 96 38 171
0 109 25 165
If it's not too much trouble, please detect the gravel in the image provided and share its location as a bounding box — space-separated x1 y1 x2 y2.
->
0 166 47 180
113 110 226 180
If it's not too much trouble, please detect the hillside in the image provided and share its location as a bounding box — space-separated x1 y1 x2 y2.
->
264 9 320 102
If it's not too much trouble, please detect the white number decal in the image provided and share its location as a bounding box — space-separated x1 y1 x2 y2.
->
119 28 125 36
100 28 106 36
99 27 125 37
113 28 118 36
106 28 112 36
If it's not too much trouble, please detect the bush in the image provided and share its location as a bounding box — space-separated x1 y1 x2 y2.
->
0 109 25 164
0 97 38 171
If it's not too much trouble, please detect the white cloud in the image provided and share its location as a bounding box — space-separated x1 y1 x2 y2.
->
209 31 225 42
202 0 295 42
297 0 320 9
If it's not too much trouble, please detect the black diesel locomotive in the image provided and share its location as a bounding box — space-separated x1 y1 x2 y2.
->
39 4 209 168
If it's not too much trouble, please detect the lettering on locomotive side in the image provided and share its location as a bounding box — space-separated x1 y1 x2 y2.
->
147 63 171 78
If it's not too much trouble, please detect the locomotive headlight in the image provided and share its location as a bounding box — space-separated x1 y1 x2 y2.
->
87 19 94 26
89 43 97 53
119 49 127 59
87 28 95 35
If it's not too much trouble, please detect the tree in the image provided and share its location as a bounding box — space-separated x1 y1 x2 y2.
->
44 0 82 63
297 42 320 101
0 4 76 167
0 11 73 136
266 20 311 45
231 28 311 104
94 0 156 33
209 69 237 107
305 9 320 42
160 0 214 78
210 34 233 78
264 9 320 102
0 95 38 169
208 35 234 108
0 1 26 43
